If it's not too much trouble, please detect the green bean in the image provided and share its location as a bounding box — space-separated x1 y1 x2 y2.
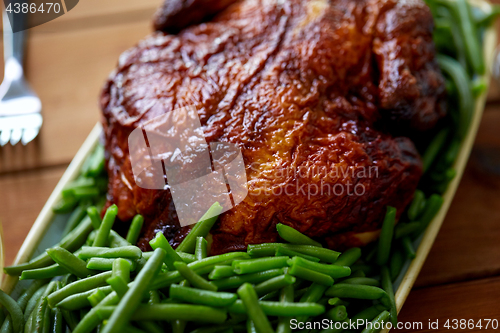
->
289 257 350 278
212 269 284 290
437 54 473 139
87 144 106 176
276 224 322 247
79 246 142 261
299 283 327 304
422 128 450 173
148 290 160 305
51 307 63 333
376 206 396 266
228 299 325 317
195 237 208 261
24 285 48 322
149 232 182 270
407 190 425 221
31 282 56 333
88 289 107 307
87 258 136 271
443 138 461 167
72 291 121 333
236 283 273 333
60 308 79 331
454 0 484 74
401 236 416 259
4 217 94 276
25 303 36 332
288 264 333 286
47 271 113 307
174 261 217 291
332 247 360 267
64 187 100 201
106 276 129 298
170 281 188 333
275 246 320 262
361 310 390 333
109 230 132 248
276 285 294 333
100 248 166 333
413 194 444 236
253 275 295 297
176 202 223 253
208 266 235 280
327 298 348 306
169 284 237 307
341 277 380 287
380 266 397 326
20 264 68 280
233 257 289 275
390 249 404 281
33 297 49 333
394 222 420 240
247 244 340 263
177 252 197 264
188 252 248 272
46 247 93 278
62 203 89 237
325 284 387 300
97 303 227 324
87 206 102 229
56 286 113 310
437 9 468 68
93 204 118 247
126 215 144 244
325 305 347 322
52 194 78 214
112 258 132 283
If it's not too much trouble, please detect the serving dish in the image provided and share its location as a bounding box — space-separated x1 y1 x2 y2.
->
0 0 497 331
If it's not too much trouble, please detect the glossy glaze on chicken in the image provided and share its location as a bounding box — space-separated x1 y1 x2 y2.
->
100 0 446 253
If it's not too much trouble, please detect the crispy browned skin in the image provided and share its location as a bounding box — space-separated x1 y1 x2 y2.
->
101 0 445 253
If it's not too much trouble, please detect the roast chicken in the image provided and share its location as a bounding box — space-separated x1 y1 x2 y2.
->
100 0 446 253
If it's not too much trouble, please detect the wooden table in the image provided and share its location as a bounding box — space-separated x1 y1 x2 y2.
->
0 2 499 331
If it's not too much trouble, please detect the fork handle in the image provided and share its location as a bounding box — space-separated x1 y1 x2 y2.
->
3 9 27 66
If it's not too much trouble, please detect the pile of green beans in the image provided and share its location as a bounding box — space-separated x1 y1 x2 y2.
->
1 1 498 333
3 201 399 333
0 196 454 333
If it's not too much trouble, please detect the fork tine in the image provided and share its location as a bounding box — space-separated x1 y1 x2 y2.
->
0 129 11 146
10 128 23 145
21 127 39 145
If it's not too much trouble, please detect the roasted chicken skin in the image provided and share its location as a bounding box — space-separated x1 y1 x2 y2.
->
100 0 445 253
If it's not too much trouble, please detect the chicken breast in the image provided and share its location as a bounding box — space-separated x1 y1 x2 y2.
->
100 0 445 253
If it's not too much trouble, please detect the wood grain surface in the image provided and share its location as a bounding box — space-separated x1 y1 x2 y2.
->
0 1 499 331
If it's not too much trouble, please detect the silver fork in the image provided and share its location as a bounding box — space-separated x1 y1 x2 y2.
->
0 11 42 146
